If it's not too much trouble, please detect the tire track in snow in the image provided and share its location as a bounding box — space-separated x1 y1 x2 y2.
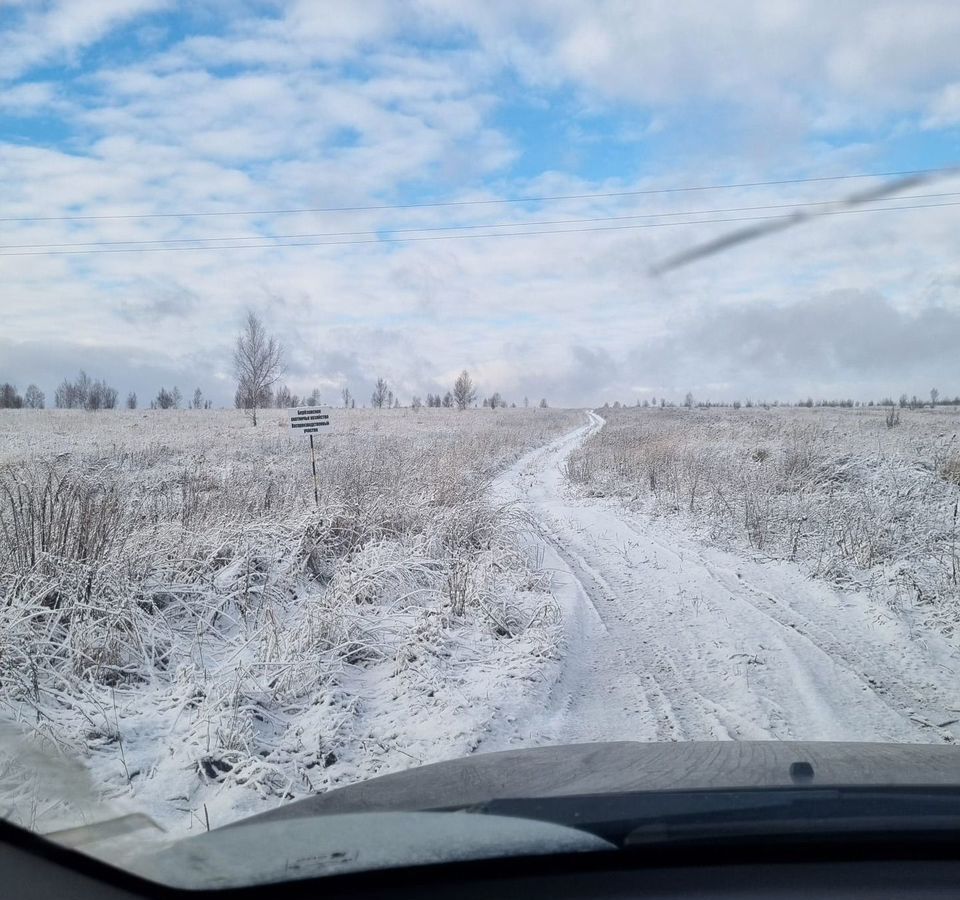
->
498 412 960 746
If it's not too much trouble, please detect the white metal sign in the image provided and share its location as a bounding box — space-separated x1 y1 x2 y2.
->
288 407 332 506
288 406 333 435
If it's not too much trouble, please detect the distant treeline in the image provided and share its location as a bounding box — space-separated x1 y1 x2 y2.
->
607 389 959 412
0 373 211 411
5 372 955 414
0 367 548 413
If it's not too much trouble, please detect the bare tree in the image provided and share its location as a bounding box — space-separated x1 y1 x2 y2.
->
233 311 284 426
453 370 476 411
193 387 204 410
55 371 90 409
53 371 117 410
371 377 390 409
539 397 548 408
0 384 23 408
341 386 352 408
155 387 177 409
411 395 422 409
23 384 44 409
442 391 453 408
931 387 940 407
274 384 294 408
684 391 694 409
126 391 137 410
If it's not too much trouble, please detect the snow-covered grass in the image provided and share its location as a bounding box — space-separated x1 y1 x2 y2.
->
566 406 960 635
0 407 580 834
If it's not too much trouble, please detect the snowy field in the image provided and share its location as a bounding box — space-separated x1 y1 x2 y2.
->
3 403 960 841
0 407 580 834
567 405 960 635
505 410 960 747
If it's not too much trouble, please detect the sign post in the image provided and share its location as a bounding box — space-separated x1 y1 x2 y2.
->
309 433 319 506
288 407 333 507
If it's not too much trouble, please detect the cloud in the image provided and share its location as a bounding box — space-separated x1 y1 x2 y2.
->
0 336 216 405
924 82 960 127
114 279 200 323
0 0 169 82
626 290 960 399
438 0 960 128
3 2 960 407
0 80 56 113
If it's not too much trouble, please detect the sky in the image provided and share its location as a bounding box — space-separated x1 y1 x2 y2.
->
2 0 960 407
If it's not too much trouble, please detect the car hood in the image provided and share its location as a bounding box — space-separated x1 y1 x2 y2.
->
238 740 960 827
57 741 960 890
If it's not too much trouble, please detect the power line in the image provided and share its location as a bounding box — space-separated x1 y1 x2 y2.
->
1 167 956 225
649 168 955 274
0 198 957 258
3 191 959 252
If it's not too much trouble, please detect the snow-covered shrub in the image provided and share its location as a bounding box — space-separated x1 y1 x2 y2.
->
0 407 578 832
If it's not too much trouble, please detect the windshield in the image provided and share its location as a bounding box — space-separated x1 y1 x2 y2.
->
2 0 960 889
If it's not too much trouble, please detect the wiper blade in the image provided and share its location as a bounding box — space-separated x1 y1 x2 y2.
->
453 786 960 848
625 814 960 848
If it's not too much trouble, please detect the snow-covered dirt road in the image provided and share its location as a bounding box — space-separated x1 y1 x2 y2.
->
499 412 960 746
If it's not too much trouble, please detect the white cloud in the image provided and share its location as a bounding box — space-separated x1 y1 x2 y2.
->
924 82 960 127
3 1 960 406
424 0 960 127
0 0 170 81
0 79 56 112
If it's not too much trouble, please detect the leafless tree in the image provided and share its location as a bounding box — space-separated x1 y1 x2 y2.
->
274 384 294 408
0 384 23 408
453 370 476 411
442 391 453 408
155 387 177 409
54 371 89 409
193 387 203 410
341 386 352 408
539 398 548 408
371 377 389 409
23 384 44 409
126 391 137 410
411 395 422 409
233 311 284 426
53 371 117 410
931 387 940 407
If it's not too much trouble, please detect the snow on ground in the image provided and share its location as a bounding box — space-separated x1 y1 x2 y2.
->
0 407 578 835
565 404 960 634
2 404 959 841
502 412 960 746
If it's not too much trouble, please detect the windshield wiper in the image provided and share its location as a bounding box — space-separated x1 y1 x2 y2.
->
452 786 960 848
